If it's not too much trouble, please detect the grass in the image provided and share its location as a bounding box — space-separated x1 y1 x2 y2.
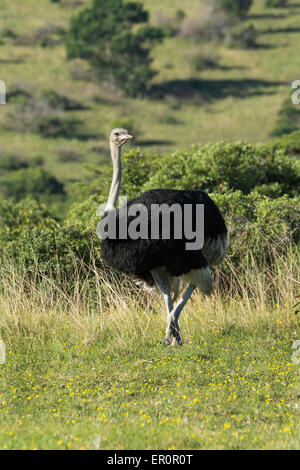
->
1 0 300 186
0 248 299 449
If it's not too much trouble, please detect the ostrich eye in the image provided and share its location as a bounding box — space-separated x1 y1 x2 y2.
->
115 132 120 137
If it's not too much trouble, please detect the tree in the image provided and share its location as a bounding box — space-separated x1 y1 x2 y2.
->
66 0 164 97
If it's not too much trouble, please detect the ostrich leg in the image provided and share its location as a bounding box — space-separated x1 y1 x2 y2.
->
151 269 174 344
152 270 196 346
167 284 196 346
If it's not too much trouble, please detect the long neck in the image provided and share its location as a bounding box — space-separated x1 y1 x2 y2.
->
105 143 122 213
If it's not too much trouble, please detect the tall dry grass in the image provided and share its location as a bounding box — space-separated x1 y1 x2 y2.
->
0 246 299 349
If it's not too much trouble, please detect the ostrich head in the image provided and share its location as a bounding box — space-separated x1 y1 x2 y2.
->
110 128 133 148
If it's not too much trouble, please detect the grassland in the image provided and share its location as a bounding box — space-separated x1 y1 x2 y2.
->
0 250 299 450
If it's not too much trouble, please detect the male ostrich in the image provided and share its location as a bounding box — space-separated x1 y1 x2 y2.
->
98 129 228 345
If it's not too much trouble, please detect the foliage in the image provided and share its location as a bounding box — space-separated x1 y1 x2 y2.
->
189 49 220 72
0 198 57 247
269 130 300 155
66 0 164 97
211 191 300 266
220 0 253 18
3 225 101 282
40 89 83 111
120 143 299 198
226 24 258 49
0 167 65 202
31 115 83 139
6 87 84 139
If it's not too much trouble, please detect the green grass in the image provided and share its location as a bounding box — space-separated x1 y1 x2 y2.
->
1 328 299 450
1 0 300 186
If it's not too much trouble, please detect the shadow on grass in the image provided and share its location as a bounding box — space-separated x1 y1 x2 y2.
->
248 13 286 20
0 58 24 64
261 27 300 34
150 78 285 103
282 2 300 7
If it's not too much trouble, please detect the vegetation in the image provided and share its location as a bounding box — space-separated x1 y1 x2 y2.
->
220 0 253 19
66 0 165 96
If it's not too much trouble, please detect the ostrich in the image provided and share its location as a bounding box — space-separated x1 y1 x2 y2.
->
98 128 228 346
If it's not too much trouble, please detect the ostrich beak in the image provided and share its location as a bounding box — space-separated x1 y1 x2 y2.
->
123 134 134 141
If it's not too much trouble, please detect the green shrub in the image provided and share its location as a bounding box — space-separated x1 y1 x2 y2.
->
121 143 299 198
3 225 100 281
40 90 83 111
0 198 101 283
226 24 258 49
0 198 57 247
190 50 220 72
0 153 29 171
6 87 85 139
32 115 82 139
220 0 253 18
212 191 300 266
1 167 65 202
269 130 300 155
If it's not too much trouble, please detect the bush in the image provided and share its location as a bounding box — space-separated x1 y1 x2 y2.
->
220 0 253 18
6 89 84 139
120 143 299 198
269 130 300 155
0 198 57 246
40 89 83 111
32 115 82 139
226 24 258 49
1 167 65 202
0 152 29 171
3 225 100 282
212 191 300 266
189 49 220 72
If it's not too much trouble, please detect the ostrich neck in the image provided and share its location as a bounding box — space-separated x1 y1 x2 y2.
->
105 143 122 213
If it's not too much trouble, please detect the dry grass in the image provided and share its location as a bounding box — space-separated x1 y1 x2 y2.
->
0 246 299 349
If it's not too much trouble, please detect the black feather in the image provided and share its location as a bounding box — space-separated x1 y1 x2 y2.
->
101 189 227 284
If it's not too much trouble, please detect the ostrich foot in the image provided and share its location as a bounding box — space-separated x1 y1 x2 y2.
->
165 321 183 346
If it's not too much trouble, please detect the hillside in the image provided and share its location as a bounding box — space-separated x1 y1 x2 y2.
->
0 0 300 184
